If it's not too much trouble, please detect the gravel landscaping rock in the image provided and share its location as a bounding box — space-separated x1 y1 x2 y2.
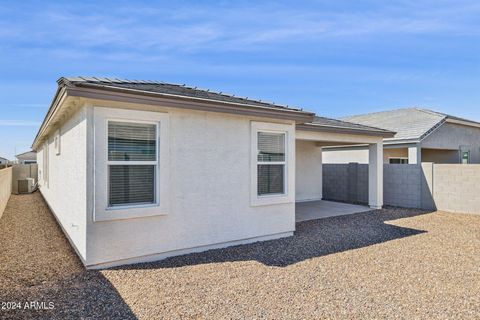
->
1 192 479 319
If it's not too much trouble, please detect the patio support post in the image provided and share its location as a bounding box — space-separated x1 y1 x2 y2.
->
368 142 383 209
408 144 421 164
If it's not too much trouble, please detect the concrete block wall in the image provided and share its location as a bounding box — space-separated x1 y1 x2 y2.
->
0 167 12 219
322 164 349 202
323 162 480 214
432 164 480 214
11 164 38 194
322 163 368 204
323 164 425 209
383 164 422 208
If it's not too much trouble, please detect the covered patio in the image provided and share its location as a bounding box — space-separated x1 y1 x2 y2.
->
295 117 395 221
295 200 371 222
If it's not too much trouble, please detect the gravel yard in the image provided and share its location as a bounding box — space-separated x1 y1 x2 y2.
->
1 192 480 319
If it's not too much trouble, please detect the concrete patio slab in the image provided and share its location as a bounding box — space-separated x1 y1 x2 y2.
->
296 200 371 222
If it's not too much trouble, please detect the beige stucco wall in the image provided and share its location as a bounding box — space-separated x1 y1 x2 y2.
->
322 147 407 164
322 149 369 164
84 102 296 267
0 167 12 219
295 140 322 201
37 106 88 262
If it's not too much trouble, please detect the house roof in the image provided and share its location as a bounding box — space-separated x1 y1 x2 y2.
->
342 108 480 143
62 77 305 112
298 116 395 137
32 76 397 149
16 150 36 157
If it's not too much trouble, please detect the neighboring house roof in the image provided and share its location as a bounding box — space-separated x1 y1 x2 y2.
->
342 108 480 144
16 150 37 160
298 116 395 137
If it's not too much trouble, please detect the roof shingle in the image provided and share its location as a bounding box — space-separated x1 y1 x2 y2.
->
342 108 448 141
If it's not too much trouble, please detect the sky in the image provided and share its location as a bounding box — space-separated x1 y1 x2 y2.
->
1 0 479 159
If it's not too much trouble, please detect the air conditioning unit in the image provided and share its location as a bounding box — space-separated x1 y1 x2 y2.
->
18 178 36 194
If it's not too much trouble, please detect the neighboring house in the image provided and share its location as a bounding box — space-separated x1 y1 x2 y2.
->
15 150 37 164
0 157 8 165
33 77 393 268
323 108 480 164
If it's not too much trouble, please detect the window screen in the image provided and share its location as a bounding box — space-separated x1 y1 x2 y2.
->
257 132 286 196
107 121 157 207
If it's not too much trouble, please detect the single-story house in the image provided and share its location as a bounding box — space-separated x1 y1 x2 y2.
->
15 150 37 164
33 76 394 268
0 157 8 165
323 108 480 164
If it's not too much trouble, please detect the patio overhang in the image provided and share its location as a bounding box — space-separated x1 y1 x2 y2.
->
295 124 386 210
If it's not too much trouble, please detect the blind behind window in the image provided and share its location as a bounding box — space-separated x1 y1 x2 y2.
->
108 122 156 161
258 132 285 162
109 165 155 206
257 164 284 195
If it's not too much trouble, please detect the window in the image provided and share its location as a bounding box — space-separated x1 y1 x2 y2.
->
389 157 408 164
257 132 286 195
54 130 61 155
43 141 49 186
107 121 158 207
250 121 294 206
461 151 470 164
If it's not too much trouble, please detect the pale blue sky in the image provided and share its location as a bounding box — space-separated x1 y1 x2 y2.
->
1 0 479 159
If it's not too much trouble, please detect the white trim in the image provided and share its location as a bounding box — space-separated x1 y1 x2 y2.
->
105 119 159 209
93 107 170 222
250 121 295 206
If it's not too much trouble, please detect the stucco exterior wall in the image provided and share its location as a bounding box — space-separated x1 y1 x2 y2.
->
322 149 369 164
0 167 12 219
85 104 295 267
421 148 459 163
295 140 322 201
37 107 88 261
322 147 408 164
422 122 480 163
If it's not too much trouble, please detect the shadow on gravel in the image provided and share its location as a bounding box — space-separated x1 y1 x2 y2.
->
0 193 137 320
116 208 431 271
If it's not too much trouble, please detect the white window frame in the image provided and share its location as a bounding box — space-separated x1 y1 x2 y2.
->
257 131 287 197
93 107 169 222
106 119 159 209
250 121 295 206
388 157 408 164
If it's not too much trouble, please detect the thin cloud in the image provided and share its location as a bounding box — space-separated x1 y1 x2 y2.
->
1 1 479 58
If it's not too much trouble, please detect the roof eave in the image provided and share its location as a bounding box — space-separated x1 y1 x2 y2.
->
66 83 316 122
33 80 316 149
